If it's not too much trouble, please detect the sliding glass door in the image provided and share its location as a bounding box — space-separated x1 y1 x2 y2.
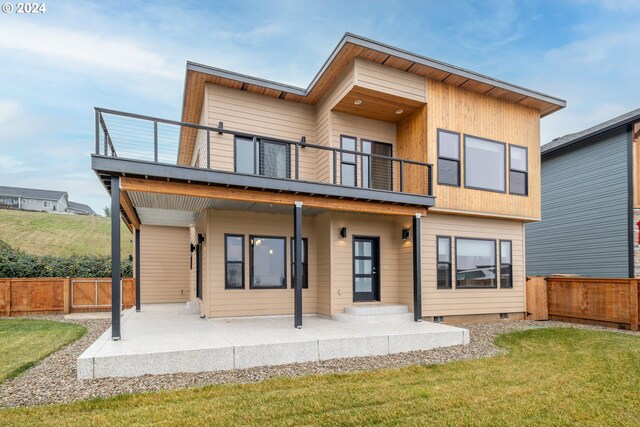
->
362 140 393 191
235 137 290 179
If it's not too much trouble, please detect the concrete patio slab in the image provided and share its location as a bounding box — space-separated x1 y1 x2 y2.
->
78 304 469 379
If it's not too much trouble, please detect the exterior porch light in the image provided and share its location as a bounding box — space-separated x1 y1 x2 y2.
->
339 227 347 239
395 109 404 115
354 100 362 105
402 228 410 240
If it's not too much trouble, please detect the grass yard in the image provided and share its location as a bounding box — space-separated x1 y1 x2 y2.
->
1 328 639 426
0 209 131 258
0 319 86 383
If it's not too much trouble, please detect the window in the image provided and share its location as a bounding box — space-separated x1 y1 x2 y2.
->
464 136 506 192
456 238 497 289
290 238 309 289
438 129 460 186
362 140 393 191
500 240 513 288
437 236 452 289
509 146 528 195
340 135 357 186
225 235 244 289
250 236 286 289
43 201 52 208
235 137 290 179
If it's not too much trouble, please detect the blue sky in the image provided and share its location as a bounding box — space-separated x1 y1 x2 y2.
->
0 0 638 213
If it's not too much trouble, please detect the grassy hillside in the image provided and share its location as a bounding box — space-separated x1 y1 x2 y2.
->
0 209 132 258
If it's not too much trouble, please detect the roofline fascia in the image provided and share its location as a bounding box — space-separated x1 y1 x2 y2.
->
184 32 566 109
542 113 640 157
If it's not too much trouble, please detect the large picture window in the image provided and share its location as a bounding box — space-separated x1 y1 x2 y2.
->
225 235 244 289
509 145 528 195
438 129 460 186
250 236 286 289
437 236 452 289
464 136 506 192
290 238 309 289
500 240 513 288
235 137 290 179
340 135 357 186
456 238 497 289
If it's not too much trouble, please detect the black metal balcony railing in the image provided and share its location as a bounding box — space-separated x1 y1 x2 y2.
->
94 107 433 196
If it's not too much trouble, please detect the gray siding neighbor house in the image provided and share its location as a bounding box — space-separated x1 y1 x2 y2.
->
526 108 640 278
0 186 96 215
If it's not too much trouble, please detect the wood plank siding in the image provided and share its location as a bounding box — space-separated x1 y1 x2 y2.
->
139 225 190 303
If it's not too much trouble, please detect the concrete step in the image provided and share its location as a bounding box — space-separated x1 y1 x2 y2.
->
344 304 409 316
332 312 414 324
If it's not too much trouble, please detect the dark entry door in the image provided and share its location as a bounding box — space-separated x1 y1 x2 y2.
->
196 234 203 299
353 237 380 302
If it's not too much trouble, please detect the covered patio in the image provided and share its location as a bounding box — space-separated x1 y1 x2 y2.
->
78 304 469 379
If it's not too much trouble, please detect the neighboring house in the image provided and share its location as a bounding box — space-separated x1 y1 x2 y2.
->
0 186 97 215
67 201 97 215
0 186 69 213
93 33 565 339
526 108 640 278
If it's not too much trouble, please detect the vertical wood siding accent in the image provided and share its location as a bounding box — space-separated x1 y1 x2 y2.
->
354 58 427 103
526 127 629 277
140 225 190 303
206 84 316 180
427 79 541 219
396 105 428 194
204 210 318 317
422 214 525 316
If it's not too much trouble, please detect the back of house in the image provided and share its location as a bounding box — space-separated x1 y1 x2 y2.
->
526 109 640 278
93 33 565 332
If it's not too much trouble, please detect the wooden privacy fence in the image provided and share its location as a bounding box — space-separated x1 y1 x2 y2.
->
526 277 639 331
0 277 135 317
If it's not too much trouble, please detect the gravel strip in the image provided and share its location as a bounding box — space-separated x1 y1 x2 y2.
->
0 317 637 408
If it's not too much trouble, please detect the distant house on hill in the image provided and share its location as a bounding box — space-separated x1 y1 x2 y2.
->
0 186 96 215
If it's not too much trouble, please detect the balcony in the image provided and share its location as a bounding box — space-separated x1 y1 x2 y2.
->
92 108 435 211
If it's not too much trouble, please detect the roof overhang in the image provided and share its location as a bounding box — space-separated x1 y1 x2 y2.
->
179 33 567 164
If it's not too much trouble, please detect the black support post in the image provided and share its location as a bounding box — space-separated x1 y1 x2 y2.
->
412 213 422 322
293 201 303 328
135 228 141 312
111 176 122 340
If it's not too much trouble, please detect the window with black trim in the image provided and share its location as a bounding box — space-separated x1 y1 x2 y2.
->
250 236 286 289
437 236 452 289
225 234 244 289
509 146 528 195
340 135 357 186
234 137 290 179
456 238 497 289
500 240 513 288
464 136 506 192
437 129 460 186
290 237 308 289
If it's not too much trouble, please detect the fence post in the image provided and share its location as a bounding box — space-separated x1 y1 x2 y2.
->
3 280 10 317
630 279 639 332
63 277 71 314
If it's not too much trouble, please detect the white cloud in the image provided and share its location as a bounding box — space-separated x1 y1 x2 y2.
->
0 100 23 126
0 155 36 173
0 21 182 80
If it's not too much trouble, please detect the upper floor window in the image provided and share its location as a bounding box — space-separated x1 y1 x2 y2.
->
437 129 460 186
464 136 505 193
509 146 528 195
340 135 357 186
235 137 290 179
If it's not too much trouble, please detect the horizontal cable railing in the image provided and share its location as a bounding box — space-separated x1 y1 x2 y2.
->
95 107 433 196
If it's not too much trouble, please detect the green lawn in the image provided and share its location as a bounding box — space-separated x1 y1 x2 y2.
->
0 319 86 383
0 209 131 258
1 328 639 426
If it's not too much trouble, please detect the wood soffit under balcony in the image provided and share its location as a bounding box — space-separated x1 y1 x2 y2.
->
179 34 565 164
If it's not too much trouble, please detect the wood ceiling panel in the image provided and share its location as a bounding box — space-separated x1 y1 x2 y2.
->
460 79 494 94
443 74 469 87
407 63 451 81
332 85 423 123
485 87 528 103
382 56 414 71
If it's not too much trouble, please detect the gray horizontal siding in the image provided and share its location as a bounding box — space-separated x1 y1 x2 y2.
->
526 127 629 277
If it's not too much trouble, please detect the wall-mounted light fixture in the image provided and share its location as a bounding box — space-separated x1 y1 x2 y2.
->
339 227 347 239
190 244 196 253
402 229 410 240
354 99 362 105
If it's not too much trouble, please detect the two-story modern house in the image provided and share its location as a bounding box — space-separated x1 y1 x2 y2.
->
526 108 640 278
94 33 565 340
